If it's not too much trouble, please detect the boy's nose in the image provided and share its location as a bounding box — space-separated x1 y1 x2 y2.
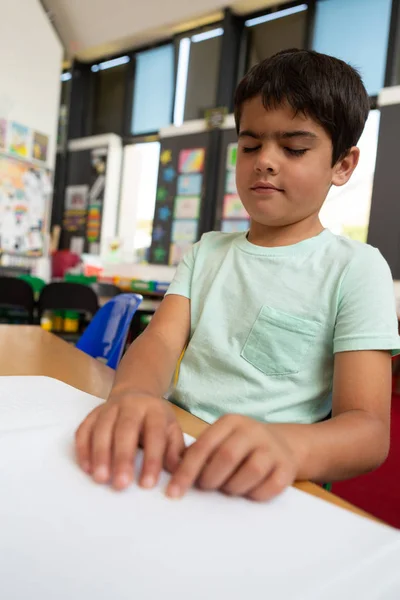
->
254 149 280 175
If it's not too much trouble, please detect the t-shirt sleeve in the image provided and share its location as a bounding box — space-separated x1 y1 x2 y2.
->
334 247 400 356
165 242 199 300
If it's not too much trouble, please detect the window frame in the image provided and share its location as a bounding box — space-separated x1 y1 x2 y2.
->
241 0 314 75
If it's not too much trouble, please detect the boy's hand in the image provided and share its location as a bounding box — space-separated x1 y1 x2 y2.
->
166 415 298 501
75 393 185 491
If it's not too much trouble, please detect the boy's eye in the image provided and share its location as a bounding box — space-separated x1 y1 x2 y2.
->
284 148 308 157
242 146 260 153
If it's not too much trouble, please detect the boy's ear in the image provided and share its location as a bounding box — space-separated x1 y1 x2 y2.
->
331 147 360 187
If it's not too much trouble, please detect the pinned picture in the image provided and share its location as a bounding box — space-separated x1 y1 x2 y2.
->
222 194 249 219
221 220 250 234
156 186 168 203
225 171 237 195
173 196 201 219
9 122 30 158
152 225 165 242
65 185 89 211
153 246 167 263
171 219 198 243
157 206 171 222
178 148 205 174
177 173 202 196
226 143 238 171
160 149 172 165
169 242 193 266
0 118 6 149
32 132 49 163
162 166 176 183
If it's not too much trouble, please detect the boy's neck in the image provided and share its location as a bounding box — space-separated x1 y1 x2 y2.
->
247 216 325 248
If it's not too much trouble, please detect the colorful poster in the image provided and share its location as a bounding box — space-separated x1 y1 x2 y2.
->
222 194 249 219
0 154 49 255
87 206 101 242
225 171 237 194
173 196 201 219
178 148 205 174
9 122 30 158
171 219 198 243
221 220 250 233
65 185 88 211
226 143 238 171
177 173 202 196
0 119 6 149
63 210 86 232
32 132 49 162
169 241 193 266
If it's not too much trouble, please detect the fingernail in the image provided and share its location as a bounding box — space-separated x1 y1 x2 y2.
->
82 461 91 473
167 484 182 499
141 475 156 489
114 473 130 489
93 466 108 482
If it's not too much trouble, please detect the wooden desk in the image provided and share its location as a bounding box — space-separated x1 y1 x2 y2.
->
0 325 376 522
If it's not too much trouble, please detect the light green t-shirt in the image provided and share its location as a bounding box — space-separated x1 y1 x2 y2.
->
166 230 400 425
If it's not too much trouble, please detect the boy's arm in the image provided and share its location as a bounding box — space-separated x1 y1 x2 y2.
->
111 294 190 399
75 294 190 489
268 349 391 482
166 350 391 501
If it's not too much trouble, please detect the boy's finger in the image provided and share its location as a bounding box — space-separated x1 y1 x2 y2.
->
140 412 167 489
166 422 233 498
164 422 185 473
222 449 274 496
197 432 253 490
90 404 119 483
112 410 141 490
246 464 294 502
75 406 102 473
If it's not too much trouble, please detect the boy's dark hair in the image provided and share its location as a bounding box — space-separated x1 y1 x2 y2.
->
234 49 370 165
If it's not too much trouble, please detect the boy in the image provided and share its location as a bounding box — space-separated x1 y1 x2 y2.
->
76 49 400 502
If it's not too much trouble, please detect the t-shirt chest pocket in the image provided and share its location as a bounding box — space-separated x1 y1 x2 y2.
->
241 305 321 376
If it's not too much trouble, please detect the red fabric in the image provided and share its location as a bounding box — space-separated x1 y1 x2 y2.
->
51 251 80 278
332 396 400 529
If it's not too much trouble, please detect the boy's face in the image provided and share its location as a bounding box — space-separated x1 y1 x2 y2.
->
236 96 359 228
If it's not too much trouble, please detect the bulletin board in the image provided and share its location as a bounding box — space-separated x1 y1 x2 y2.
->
61 148 107 255
0 153 51 256
149 131 210 266
214 128 250 234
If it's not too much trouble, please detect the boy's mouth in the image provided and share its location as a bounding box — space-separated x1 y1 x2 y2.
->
250 181 284 194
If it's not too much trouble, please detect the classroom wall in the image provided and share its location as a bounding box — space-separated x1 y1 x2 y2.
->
0 0 63 170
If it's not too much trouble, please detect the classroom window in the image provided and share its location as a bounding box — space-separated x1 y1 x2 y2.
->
174 26 223 126
131 45 175 135
58 73 71 150
312 0 392 97
119 142 161 260
245 3 307 69
91 57 130 135
319 109 380 242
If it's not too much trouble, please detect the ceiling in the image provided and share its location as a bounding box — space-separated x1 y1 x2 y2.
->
40 0 285 62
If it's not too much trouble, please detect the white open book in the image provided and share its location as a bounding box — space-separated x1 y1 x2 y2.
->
0 376 399 600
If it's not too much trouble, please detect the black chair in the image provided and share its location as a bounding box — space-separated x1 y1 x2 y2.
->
91 282 122 299
38 283 99 321
0 276 35 324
